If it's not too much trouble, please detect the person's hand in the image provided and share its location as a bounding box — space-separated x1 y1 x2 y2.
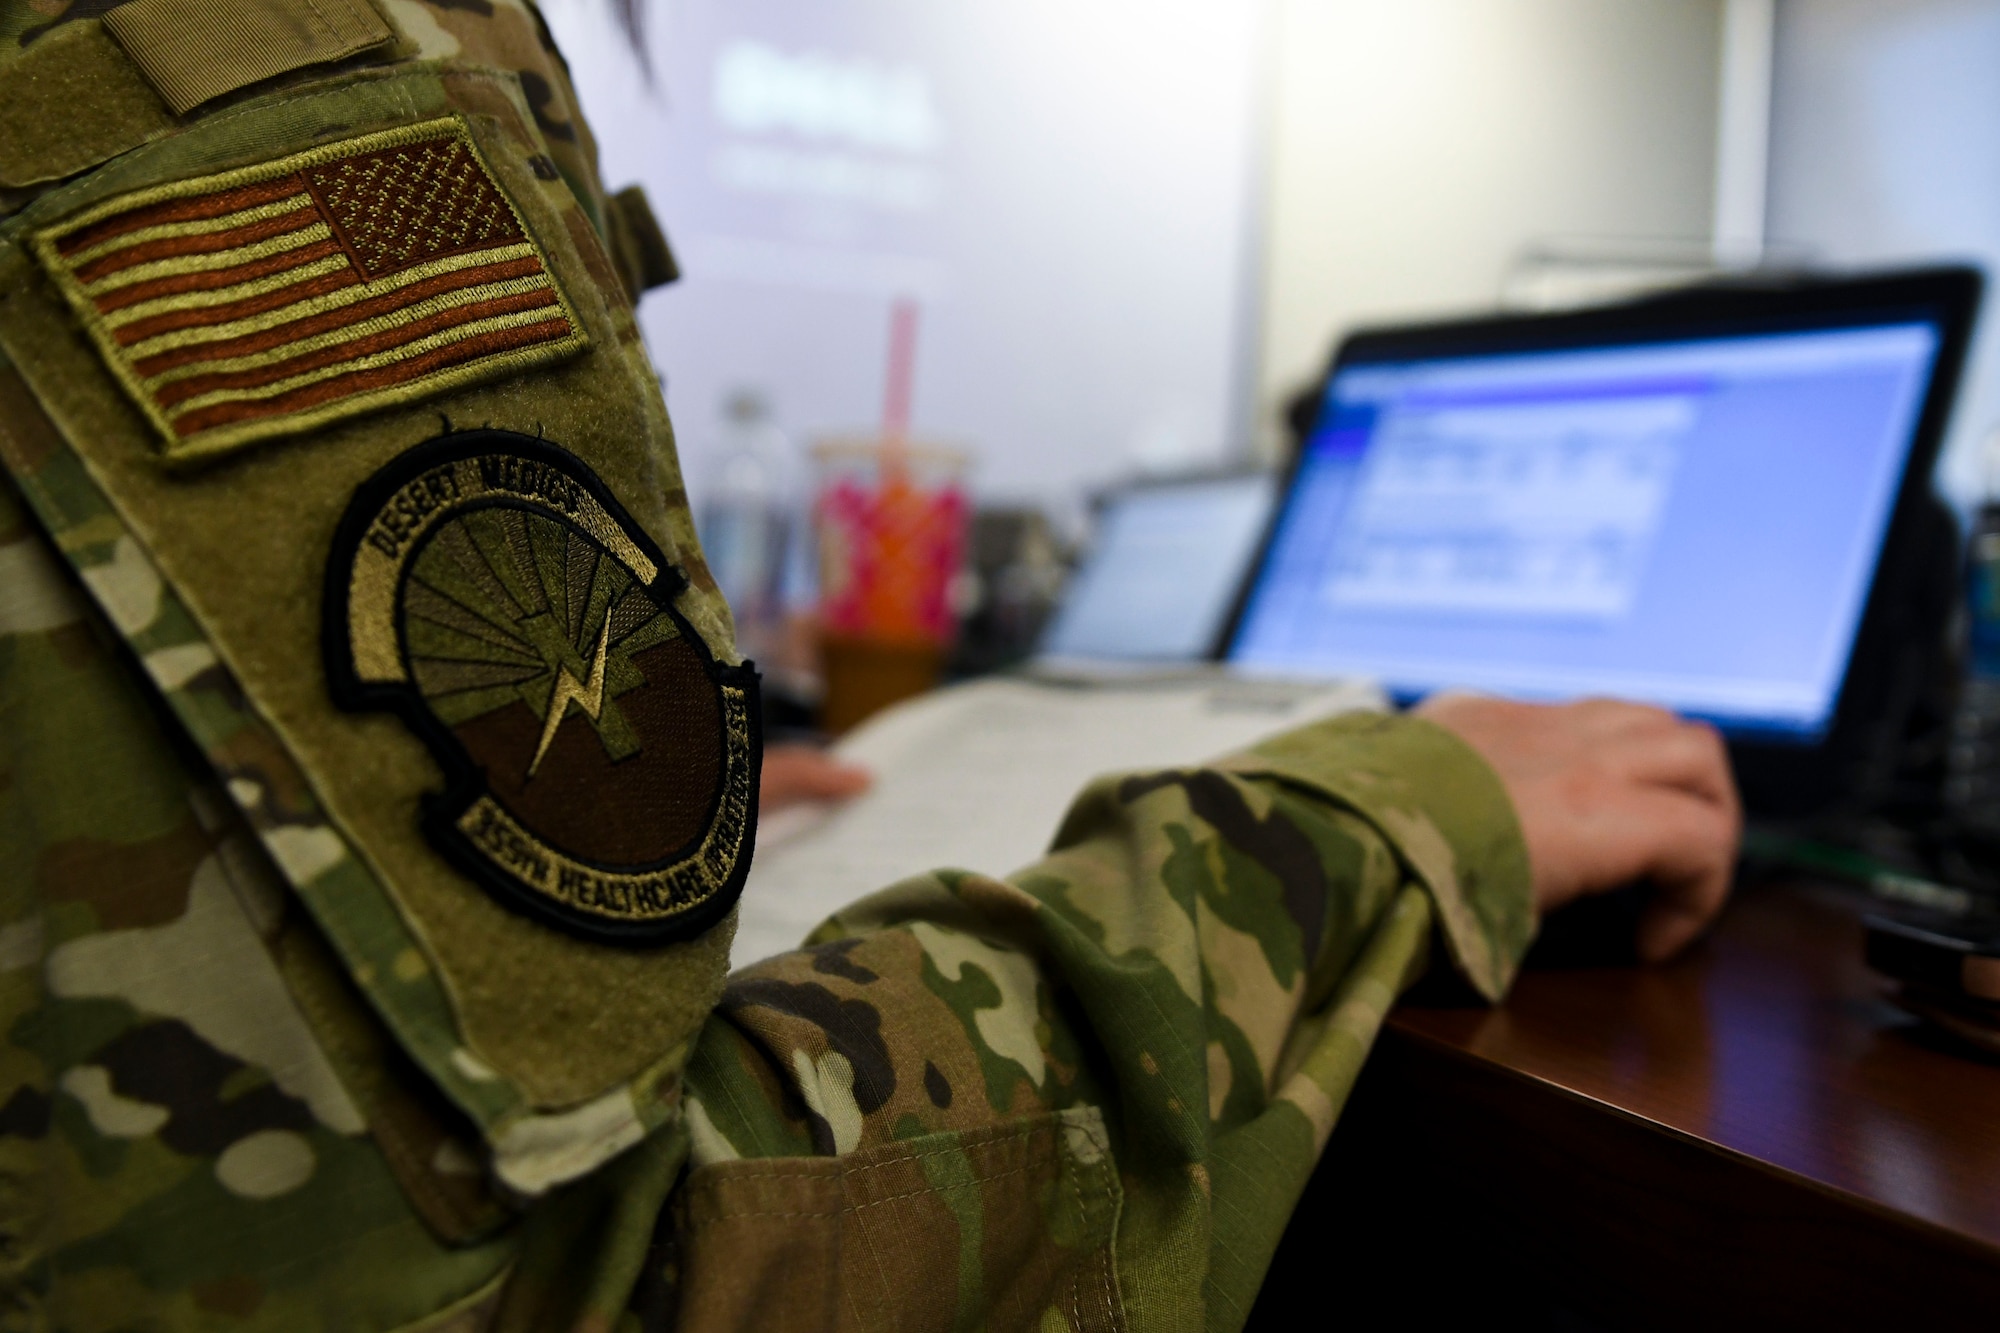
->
1413 693 1741 962
760 743 872 814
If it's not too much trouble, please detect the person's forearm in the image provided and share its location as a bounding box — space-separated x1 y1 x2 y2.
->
678 711 1533 1332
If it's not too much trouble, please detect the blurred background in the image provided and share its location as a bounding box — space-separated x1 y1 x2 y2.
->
539 0 2000 723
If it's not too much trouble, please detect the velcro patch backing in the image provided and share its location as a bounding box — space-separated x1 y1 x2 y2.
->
32 117 588 465
104 0 392 115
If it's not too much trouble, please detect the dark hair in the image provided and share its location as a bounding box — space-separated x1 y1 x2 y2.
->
612 0 650 79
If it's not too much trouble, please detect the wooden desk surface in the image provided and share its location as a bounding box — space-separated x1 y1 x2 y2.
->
1396 880 2000 1252
1254 880 2000 1329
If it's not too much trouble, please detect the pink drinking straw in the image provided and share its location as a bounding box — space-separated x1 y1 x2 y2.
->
817 296 966 642
882 298 919 478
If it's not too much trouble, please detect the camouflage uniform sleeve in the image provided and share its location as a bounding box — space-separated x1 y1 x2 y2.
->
0 3 713 1330
0 470 531 1331
679 710 1534 1333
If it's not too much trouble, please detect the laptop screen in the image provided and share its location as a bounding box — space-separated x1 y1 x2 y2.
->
1041 473 1277 661
1225 320 1944 737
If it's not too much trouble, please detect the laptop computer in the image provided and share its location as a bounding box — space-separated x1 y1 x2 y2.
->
1222 266 1980 814
735 267 1982 963
1036 470 1279 667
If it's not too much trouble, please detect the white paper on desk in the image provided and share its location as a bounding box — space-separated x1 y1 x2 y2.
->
732 673 1385 966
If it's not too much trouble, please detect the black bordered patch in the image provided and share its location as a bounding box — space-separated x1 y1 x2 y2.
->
323 430 761 945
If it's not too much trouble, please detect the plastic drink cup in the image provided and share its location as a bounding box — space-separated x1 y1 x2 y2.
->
813 439 970 730
814 440 970 646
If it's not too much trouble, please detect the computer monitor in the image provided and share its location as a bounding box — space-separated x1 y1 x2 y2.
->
1040 472 1276 662
1222 269 1982 809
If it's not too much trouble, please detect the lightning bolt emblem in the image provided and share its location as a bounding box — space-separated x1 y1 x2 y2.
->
527 616 612 780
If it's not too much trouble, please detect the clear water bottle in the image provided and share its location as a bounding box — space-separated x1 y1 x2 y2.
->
697 389 794 659
1947 431 2000 836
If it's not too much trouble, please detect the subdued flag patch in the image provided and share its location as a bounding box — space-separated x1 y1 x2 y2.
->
32 117 588 465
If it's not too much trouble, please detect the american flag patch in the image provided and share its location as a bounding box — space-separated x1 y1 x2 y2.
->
33 118 589 464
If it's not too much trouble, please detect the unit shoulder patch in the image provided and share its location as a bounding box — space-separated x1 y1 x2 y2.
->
31 117 589 465
325 431 761 945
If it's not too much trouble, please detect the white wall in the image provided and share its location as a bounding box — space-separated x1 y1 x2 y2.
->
545 0 1732 507
1768 0 2000 507
1256 0 1724 451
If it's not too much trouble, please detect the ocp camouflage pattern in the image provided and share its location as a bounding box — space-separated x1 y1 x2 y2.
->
0 1 1537 1330
0 0 734 1205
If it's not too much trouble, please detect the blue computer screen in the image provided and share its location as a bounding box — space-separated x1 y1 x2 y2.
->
1226 322 1943 736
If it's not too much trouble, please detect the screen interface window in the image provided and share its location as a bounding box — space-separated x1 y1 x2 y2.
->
1228 323 1942 736
1042 474 1276 661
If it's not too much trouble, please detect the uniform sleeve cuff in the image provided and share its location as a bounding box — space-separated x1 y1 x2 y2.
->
1214 710 1534 1002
